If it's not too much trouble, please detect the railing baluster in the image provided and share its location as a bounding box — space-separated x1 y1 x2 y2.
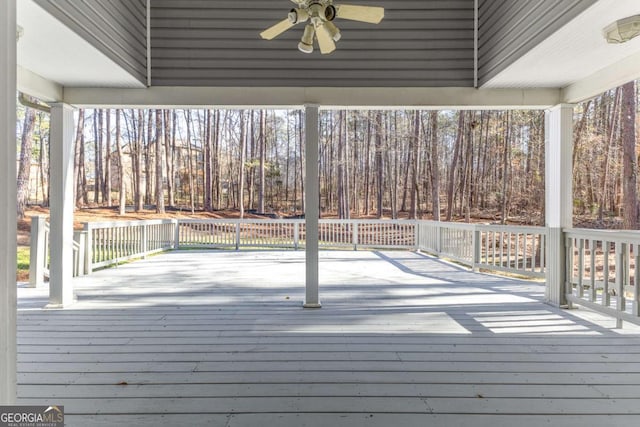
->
577 238 585 298
603 241 610 307
634 243 640 317
615 242 626 328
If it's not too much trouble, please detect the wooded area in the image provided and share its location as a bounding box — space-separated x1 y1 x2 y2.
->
14 80 640 228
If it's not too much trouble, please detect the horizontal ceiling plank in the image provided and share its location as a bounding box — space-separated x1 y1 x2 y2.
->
152 68 473 81
150 78 474 88
151 10 474 21
151 39 472 50
151 58 472 71
153 29 473 40
152 18 472 30
151 1 472 11
151 48 472 60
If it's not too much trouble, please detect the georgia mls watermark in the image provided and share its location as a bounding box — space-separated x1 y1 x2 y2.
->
0 406 64 427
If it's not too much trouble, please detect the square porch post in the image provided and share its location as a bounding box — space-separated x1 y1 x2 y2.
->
545 104 574 306
48 103 76 307
304 105 321 308
0 0 17 404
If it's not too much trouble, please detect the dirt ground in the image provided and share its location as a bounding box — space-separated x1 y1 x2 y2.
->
18 205 622 249
18 206 270 248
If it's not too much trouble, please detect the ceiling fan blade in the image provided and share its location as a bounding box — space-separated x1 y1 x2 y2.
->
316 24 336 55
335 4 384 24
260 18 295 40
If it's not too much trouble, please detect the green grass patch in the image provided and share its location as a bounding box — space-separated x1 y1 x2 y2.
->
17 246 30 280
17 247 29 271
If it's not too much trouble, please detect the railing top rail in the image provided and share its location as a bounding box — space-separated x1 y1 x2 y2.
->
417 220 475 231
319 219 417 225
564 227 640 244
475 224 547 234
417 221 546 234
84 219 177 229
179 218 303 224
178 218 418 225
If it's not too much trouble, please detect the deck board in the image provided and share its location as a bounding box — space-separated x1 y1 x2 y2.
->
16 250 640 426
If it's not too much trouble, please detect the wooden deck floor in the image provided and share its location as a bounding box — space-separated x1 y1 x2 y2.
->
16 250 640 426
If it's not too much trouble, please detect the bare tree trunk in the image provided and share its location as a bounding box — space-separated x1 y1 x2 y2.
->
364 112 372 216
621 81 638 229
500 111 512 224
572 100 592 169
93 110 102 204
391 112 399 219
375 111 384 218
285 112 292 210
38 114 49 206
298 110 305 212
446 112 464 221
165 110 175 208
115 110 126 215
214 110 222 210
246 111 255 210
598 89 621 221
104 109 112 207
239 110 246 218
337 110 350 219
430 111 441 221
258 109 266 214
409 111 420 219
185 110 195 213
155 109 165 214
74 109 85 207
136 110 144 212
17 105 36 218
465 113 476 222
135 110 144 212
204 109 212 211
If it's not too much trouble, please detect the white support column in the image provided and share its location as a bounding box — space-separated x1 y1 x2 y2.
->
545 104 574 307
0 0 17 404
48 103 76 307
304 105 321 308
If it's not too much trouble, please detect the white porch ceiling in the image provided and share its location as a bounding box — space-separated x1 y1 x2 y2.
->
482 0 640 90
13 0 640 106
16 0 144 89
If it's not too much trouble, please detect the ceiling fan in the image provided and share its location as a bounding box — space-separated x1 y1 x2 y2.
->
260 0 384 54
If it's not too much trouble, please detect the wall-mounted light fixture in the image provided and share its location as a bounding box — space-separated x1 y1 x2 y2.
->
603 15 640 44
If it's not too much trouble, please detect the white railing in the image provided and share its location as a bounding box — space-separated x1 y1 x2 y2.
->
179 219 301 249
177 219 417 250
31 216 640 327
417 221 547 278
30 217 547 286
84 219 177 272
319 219 416 249
564 228 640 327
29 215 85 287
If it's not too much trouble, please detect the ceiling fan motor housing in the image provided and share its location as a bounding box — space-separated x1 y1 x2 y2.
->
325 5 336 21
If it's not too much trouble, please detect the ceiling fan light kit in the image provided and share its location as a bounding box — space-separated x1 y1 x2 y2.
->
260 0 384 55
298 24 316 53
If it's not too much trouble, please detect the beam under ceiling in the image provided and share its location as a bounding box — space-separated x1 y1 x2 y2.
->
63 86 561 109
